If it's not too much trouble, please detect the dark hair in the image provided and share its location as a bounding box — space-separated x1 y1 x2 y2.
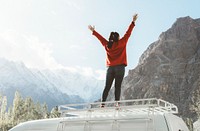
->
107 32 119 49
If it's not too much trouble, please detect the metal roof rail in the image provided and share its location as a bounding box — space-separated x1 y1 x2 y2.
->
58 98 178 117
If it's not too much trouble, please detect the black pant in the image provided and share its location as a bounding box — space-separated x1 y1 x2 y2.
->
102 65 125 102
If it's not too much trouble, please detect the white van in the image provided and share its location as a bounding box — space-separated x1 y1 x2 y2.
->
9 98 189 131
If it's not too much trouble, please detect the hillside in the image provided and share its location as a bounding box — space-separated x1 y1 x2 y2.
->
119 16 200 122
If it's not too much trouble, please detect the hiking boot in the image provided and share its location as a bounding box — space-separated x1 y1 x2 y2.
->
100 103 105 108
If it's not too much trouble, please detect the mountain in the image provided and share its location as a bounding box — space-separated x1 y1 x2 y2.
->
0 58 104 109
116 16 200 122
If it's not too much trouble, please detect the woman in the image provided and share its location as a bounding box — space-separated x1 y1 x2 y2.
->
88 14 138 107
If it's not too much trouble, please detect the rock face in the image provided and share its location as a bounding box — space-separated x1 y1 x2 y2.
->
121 16 200 121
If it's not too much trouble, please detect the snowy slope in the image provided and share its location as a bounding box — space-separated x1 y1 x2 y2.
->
34 69 104 102
0 58 104 109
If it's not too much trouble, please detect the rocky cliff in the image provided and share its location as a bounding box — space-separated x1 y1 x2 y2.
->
121 16 200 121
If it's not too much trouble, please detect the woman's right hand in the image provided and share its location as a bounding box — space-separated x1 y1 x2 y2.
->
133 14 138 22
88 25 95 32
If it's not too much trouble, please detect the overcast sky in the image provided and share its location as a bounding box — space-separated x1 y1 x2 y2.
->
0 0 199 80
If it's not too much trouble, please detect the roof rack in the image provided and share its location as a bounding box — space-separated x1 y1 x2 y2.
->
58 98 178 117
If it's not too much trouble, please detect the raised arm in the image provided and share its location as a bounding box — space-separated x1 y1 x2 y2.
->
121 14 138 43
88 25 108 46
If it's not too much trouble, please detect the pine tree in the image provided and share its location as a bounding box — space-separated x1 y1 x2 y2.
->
23 97 34 121
33 102 43 119
0 94 2 119
6 106 13 130
42 103 49 118
0 96 8 131
0 94 2 117
50 106 61 118
12 91 25 125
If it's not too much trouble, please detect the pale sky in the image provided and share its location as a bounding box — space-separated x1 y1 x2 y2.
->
0 0 199 80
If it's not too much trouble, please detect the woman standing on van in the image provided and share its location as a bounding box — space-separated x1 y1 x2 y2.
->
88 14 138 107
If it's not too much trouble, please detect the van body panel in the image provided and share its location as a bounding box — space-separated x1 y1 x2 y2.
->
164 114 189 131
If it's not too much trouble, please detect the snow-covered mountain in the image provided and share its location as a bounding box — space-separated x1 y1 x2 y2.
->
0 58 104 109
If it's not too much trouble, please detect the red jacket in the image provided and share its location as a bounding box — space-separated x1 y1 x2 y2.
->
93 22 135 67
